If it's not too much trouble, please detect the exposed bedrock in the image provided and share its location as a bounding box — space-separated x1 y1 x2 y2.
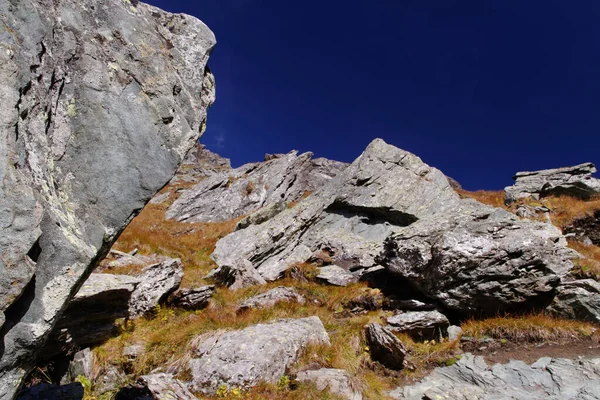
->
0 0 215 397
211 139 575 315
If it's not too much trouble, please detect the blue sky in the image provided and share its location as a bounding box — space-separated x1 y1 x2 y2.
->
146 0 600 190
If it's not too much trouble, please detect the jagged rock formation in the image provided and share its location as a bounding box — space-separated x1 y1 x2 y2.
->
211 139 575 315
188 316 330 394
174 142 231 184
168 286 214 310
391 353 600 399
505 163 600 204
296 369 362 400
564 210 600 246
317 265 359 287
237 287 305 311
0 0 215 393
547 279 600 323
128 259 184 318
365 323 411 370
166 150 348 223
234 200 287 231
386 311 450 340
42 274 139 359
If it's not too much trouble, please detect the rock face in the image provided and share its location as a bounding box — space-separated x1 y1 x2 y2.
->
237 287 305 311
365 323 411 370
128 259 184 318
174 142 231 184
166 150 348 223
391 353 600 400
386 311 450 340
42 274 139 359
235 200 287 231
505 163 600 204
296 369 362 400
547 279 600 324
211 139 574 315
0 0 215 395
168 286 214 310
188 316 330 394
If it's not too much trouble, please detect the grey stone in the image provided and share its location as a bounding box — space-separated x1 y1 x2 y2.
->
16 383 83 400
42 274 139 359
386 311 450 341
168 286 214 310
0 0 215 395
505 162 600 204
317 265 359 286
205 259 267 290
149 192 171 206
235 200 287 231
547 279 600 323
61 348 93 385
237 287 305 311
123 344 145 360
447 325 463 341
564 210 600 246
391 353 600 400
188 316 330 394
167 150 347 223
296 368 362 400
128 259 184 319
365 323 411 371
138 373 196 400
211 139 575 316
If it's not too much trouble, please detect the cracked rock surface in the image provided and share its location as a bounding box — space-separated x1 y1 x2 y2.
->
0 0 215 396
391 353 600 399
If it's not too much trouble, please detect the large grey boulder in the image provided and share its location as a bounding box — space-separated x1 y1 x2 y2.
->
296 368 362 400
211 139 575 315
0 0 215 396
128 259 184 318
505 162 600 204
391 353 600 399
547 279 600 324
237 286 305 311
166 150 348 223
365 323 411 371
42 273 139 359
386 311 450 341
188 316 330 394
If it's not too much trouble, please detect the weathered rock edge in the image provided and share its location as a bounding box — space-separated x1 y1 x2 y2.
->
0 0 215 397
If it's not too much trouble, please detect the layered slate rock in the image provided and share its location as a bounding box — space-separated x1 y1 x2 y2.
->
0 0 215 395
211 139 575 315
168 285 214 310
564 209 600 246
128 259 184 319
188 317 330 394
237 287 305 311
386 311 450 341
505 162 600 204
235 200 287 231
365 323 411 370
547 279 600 324
42 274 139 359
390 353 600 399
296 369 362 400
166 150 348 223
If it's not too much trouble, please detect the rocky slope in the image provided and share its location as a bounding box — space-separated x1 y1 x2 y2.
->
0 0 215 397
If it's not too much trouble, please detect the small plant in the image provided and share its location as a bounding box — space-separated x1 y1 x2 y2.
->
75 375 93 398
216 383 229 398
277 375 290 391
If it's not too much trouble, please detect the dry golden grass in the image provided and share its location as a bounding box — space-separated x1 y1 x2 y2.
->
461 314 597 343
541 195 600 229
455 189 507 209
569 241 600 279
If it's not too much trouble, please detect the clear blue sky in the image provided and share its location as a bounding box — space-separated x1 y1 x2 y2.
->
146 0 600 190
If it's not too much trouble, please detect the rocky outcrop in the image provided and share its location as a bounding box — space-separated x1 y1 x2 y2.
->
168 286 214 311
234 200 287 231
505 163 600 204
174 142 231 184
547 279 600 324
386 311 450 341
211 139 574 315
238 287 305 311
365 323 411 370
206 259 267 290
564 210 600 246
166 150 348 223
188 316 330 394
41 274 139 359
296 369 362 400
316 265 359 287
128 259 184 318
0 0 215 395
390 353 600 399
